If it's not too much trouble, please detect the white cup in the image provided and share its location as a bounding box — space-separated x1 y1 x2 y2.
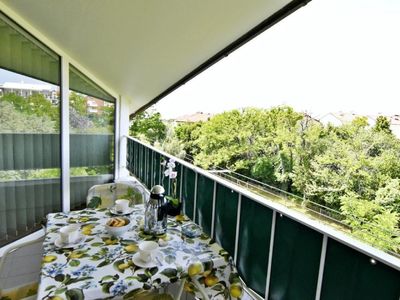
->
138 241 159 263
115 199 130 213
59 224 80 244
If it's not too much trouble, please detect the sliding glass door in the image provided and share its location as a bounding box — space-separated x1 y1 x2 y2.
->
0 12 116 246
0 12 61 246
69 65 115 210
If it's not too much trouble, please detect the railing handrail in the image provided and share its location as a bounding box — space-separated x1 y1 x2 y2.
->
125 135 400 270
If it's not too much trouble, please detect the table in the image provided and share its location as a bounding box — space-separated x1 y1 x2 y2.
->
38 207 243 299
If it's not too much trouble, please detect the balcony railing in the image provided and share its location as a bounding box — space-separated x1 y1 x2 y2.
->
127 136 400 300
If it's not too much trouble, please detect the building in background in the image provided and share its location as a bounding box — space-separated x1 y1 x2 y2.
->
87 96 113 114
173 112 213 123
0 81 59 104
319 111 400 138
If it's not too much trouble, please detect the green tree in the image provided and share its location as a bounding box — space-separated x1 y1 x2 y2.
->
155 126 186 158
194 106 303 192
0 101 56 133
145 105 400 252
174 121 203 158
340 192 399 252
69 92 87 115
301 124 400 208
374 116 392 135
130 111 167 143
1 92 59 124
375 179 400 213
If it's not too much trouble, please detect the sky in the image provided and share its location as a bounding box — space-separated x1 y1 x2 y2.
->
1 0 399 120
155 0 400 119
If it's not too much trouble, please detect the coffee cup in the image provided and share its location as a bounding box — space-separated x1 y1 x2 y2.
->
115 199 130 213
59 224 80 244
138 241 159 263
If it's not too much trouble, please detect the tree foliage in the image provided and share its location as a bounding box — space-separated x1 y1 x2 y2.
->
374 115 392 135
174 122 203 158
155 126 186 159
1 93 59 124
130 111 166 143
0 101 57 133
165 106 400 253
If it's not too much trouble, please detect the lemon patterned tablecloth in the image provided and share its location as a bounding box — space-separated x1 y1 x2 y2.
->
38 207 242 300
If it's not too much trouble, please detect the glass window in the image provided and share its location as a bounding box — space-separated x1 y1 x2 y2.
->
0 12 61 246
69 65 115 210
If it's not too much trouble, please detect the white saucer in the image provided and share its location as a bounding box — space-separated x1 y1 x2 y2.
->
132 251 163 268
109 206 135 216
54 234 86 249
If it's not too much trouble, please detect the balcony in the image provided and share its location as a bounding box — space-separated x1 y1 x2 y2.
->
0 0 399 299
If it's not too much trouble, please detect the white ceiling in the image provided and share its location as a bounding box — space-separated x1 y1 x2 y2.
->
1 0 293 114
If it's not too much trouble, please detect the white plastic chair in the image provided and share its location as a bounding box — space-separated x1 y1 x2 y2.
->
86 181 147 209
0 237 44 300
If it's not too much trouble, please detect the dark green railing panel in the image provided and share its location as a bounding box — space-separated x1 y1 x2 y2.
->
175 162 182 201
141 145 148 187
143 148 151 188
136 143 141 180
321 238 400 300
237 196 273 296
70 134 113 167
146 149 152 188
161 156 170 194
195 174 213 236
214 184 238 256
0 134 113 171
137 143 142 181
0 134 60 171
133 140 138 176
70 175 113 210
126 139 134 172
140 144 146 184
182 166 195 218
136 142 141 178
0 178 61 247
153 152 161 186
269 215 322 300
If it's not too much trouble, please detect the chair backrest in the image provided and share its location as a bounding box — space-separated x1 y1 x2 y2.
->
86 181 147 209
0 237 44 299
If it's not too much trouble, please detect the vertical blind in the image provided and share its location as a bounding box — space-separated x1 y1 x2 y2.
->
0 12 61 246
0 12 60 85
69 64 114 103
0 12 116 247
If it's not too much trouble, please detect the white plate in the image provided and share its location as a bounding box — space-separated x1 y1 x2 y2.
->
109 206 135 215
132 251 163 268
54 234 86 249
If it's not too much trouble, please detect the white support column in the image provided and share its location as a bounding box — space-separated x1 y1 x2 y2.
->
264 210 277 299
114 95 120 179
61 57 70 212
234 194 242 264
211 181 217 239
117 95 130 179
315 235 328 300
193 172 198 221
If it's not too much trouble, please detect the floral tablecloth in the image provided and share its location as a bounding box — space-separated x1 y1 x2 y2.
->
38 207 243 299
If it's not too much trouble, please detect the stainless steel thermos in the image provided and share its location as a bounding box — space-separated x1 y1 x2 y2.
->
144 185 168 235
